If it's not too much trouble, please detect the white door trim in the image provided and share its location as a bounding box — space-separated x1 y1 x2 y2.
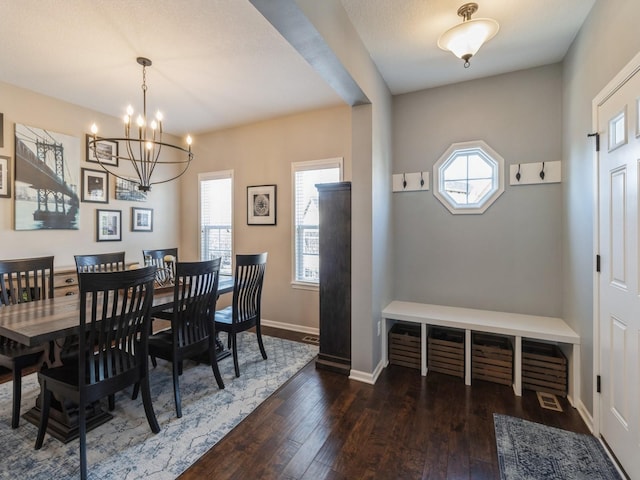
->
592 50 640 438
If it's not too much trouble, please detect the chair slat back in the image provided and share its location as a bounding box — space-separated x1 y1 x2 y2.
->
77 266 155 386
142 248 178 285
232 253 267 325
0 256 54 306
172 259 220 349
75 252 126 273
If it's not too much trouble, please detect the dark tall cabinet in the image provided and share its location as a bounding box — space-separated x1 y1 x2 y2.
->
315 181 351 375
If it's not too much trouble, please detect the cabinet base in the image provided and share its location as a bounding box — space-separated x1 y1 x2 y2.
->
316 356 350 375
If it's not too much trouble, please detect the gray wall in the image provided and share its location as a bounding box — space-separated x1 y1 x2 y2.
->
393 65 563 317
563 0 640 415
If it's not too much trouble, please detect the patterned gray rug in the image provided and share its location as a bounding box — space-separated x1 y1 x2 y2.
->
494 414 622 480
0 332 318 479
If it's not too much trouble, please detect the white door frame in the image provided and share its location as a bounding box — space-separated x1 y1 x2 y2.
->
592 50 640 437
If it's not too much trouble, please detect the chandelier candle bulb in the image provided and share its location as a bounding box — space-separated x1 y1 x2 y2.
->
88 56 194 192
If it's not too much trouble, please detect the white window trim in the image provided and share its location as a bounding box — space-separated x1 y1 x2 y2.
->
433 140 504 215
198 169 234 265
291 157 343 289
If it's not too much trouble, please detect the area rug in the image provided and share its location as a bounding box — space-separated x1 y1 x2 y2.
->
494 414 622 480
0 333 318 479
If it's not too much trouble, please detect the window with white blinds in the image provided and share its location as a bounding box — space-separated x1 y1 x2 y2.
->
199 170 233 275
292 158 342 286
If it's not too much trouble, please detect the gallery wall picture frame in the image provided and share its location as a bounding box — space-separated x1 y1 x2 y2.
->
15 123 80 230
131 207 153 232
96 209 121 242
247 184 277 225
0 155 11 198
86 134 119 166
115 176 147 202
81 168 109 203
0 113 4 148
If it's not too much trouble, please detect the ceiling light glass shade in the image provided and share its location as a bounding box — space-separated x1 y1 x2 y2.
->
438 18 499 60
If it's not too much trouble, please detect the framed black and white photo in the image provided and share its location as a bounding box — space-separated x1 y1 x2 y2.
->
96 209 121 241
0 155 10 198
115 176 147 202
15 123 80 230
247 184 276 225
86 134 118 166
131 207 153 232
81 168 108 203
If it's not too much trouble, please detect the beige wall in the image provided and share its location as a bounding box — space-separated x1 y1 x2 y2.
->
0 81 180 269
179 105 351 331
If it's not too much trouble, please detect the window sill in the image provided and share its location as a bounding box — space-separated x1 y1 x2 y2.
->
291 281 319 292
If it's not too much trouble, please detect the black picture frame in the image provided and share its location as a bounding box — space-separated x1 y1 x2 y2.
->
131 207 153 232
96 209 121 241
81 167 109 203
86 134 119 167
0 155 11 198
247 184 277 225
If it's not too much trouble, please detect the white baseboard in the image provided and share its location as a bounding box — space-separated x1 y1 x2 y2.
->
349 359 385 385
261 318 319 336
576 398 594 433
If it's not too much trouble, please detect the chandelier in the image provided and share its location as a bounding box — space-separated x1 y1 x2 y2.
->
437 3 499 68
89 57 193 192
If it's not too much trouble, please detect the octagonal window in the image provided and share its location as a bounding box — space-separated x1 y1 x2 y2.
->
433 140 504 214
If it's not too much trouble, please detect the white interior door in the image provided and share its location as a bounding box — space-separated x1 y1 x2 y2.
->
598 65 640 479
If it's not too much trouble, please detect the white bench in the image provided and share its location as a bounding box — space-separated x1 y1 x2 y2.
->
381 301 581 405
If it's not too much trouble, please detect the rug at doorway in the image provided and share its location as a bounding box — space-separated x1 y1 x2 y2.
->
0 332 318 479
494 413 622 480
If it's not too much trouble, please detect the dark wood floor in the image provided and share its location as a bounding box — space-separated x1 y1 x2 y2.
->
180 327 589 480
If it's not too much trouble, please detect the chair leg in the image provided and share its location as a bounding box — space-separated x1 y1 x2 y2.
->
172 360 182 418
35 383 51 449
78 400 87 480
231 333 240 377
108 394 115 411
132 382 140 400
255 323 268 360
150 356 157 368
11 367 22 429
141 375 160 434
227 332 231 349
208 343 225 389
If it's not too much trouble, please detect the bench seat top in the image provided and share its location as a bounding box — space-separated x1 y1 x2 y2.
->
382 301 580 345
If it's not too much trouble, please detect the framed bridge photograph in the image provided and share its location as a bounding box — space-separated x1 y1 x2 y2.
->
14 123 80 230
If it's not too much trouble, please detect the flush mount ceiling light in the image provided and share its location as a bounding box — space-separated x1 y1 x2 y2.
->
437 2 499 68
89 57 193 192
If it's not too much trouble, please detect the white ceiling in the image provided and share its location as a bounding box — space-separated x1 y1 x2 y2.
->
0 0 595 137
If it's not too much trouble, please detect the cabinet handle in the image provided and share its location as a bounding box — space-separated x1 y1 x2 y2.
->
65 291 77 296
65 278 75 284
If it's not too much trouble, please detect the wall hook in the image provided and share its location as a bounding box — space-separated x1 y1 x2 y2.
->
516 164 521 182
539 162 545 180
420 172 425 187
402 173 407 189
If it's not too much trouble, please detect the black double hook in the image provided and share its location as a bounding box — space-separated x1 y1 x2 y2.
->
516 164 521 182
539 162 545 180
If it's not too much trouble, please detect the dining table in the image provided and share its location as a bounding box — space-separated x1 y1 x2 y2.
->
0 274 234 442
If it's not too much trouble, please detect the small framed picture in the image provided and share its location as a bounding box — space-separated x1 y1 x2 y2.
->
131 207 153 232
81 168 109 203
96 209 121 242
86 134 119 166
0 155 11 198
115 176 147 202
247 184 276 225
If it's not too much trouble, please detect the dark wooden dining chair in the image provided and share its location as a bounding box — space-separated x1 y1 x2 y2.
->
147 258 225 417
142 248 178 286
214 252 268 377
74 251 125 273
0 256 54 428
34 266 160 480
